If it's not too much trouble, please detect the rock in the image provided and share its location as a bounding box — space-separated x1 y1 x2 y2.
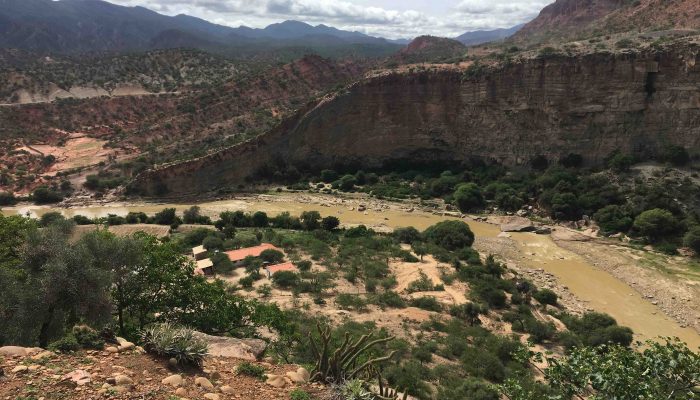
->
285 367 310 383
61 369 91 386
195 376 214 390
499 217 535 232
203 394 220 400
168 357 179 368
192 332 266 361
497 232 511 238
113 374 133 386
12 365 28 374
535 227 552 235
174 387 188 397
117 342 135 352
105 346 119 354
220 385 235 394
162 374 183 387
31 351 54 360
266 374 287 388
0 346 41 357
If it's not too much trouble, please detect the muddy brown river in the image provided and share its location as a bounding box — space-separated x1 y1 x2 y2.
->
4 193 699 348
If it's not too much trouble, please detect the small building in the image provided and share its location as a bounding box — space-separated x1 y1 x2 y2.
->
225 243 281 265
195 258 214 276
265 262 298 279
192 245 207 260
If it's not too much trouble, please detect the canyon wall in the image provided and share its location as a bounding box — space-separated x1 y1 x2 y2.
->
131 44 700 197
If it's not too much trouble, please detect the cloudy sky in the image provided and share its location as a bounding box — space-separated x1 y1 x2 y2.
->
109 0 554 39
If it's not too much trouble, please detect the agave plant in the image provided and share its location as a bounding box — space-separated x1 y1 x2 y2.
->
140 322 208 367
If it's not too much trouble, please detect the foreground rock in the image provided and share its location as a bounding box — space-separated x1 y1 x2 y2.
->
193 331 266 360
496 216 535 232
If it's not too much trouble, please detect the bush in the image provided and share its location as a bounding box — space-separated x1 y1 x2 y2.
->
410 296 442 312
48 333 81 352
289 388 312 400
321 216 340 231
40 211 66 227
140 323 208 366
236 361 266 380
272 271 299 289
424 220 475 250
202 236 223 251
72 325 105 350
393 226 421 244
371 291 406 308
72 215 93 225
32 186 63 204
0 191 16 206
239 276 255 288
533 289 558 306
153 208 177 225
594 205 633 234
320 169 338 183
525 319 556 343
295 260 312 272
335 293 368 312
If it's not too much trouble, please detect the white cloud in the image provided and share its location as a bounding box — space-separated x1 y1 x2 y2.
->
107 0 553 39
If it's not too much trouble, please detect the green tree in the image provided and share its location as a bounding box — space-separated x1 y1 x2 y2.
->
683 226 700 255
252 211 269 228
300 211 321 231
321 216 340 231
633 208 678 243
424 220 475 250
153 208 177 225
453 183 484 212
260 249 285 264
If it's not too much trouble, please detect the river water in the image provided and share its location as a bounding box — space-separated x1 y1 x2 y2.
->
4 194 699 348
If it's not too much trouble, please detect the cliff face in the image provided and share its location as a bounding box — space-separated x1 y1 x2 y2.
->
131 44 700 197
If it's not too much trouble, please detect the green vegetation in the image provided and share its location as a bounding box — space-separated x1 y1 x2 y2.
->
236 361 267 380
140 323 208 367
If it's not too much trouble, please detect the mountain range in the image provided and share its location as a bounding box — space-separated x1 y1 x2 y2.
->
0 0 522 56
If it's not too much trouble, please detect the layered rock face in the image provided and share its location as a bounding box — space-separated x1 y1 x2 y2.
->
131 44 700 197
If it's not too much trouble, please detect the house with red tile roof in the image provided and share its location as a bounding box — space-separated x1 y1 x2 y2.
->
225 243 281 265
265 262 298 279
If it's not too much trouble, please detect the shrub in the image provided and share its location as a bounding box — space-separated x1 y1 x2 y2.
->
321 216 340 231
202 236 223 251
525 319 556 344
295 260 312 272
476 287 507 309
533 289 558 306
40 211 66 227
372 291 406 309
72 215 93 225
237 361 266 380
0 191 16 206
72 325 105 350
32 186 63 204
424 220 475 250
320 169 338 183
289 388 312 400
48 333 81 352
335 293 369 311
272 271 299 289
594 205 633 234
140 323 208 367
153 208 177 225
239 276 255 288
406 271 436 293
410 296 442 312
393 226 421 244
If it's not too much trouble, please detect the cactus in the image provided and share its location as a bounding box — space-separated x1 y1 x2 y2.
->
309 323 396 383
375 370 408 400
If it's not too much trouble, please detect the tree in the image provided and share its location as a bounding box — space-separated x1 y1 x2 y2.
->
272 271 299 289
413 242 428 262
424 220 475 250
153 208 177 225
39 212 66 227
32 186 63 204
683 226 700 255
507 339 700 400
260 249 284 264
321 216 340 231
244 257 263 279
0 191 16 206
663 145 690 166
393 227 421 244
335 175 357 191
252 211 269 228
454 183 484 212
320 169 338 183
183 206 203 224
594 205 634 234
450 302 485 326
300 211 321 231
202 236 223 251
533 289 557 306
633 208 678 243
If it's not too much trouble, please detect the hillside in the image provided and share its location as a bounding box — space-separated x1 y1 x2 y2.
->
455 25 523 46
514 0 700 43
130 40 700 197
391 36 467 64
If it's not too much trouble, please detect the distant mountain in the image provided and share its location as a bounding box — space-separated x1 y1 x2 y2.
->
514 0 700 43
0 0 400 56
392 36 466 64
455 25 524 46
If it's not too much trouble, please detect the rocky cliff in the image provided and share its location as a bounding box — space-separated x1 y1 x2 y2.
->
130 43 700 197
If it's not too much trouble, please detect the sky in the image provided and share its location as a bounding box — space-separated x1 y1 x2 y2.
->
108 0 555 39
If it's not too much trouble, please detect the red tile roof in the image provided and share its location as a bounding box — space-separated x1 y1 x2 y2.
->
225 243 280 262
265 262 298 275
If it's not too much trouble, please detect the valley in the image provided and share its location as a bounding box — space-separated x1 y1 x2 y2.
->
3 190 699 348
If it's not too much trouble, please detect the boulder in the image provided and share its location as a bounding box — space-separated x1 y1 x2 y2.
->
285 367 310 383
535 227 552 235
195 376 214 390
105 346 119 354
220 385 235 394
266 374 287 388
61 369 91 386
113 374 133 386
161 374 183 387
203 394 220 400
498 217 535 232
0 346 41 357
174 387 188 397
192 332 266 361
11 365 28 374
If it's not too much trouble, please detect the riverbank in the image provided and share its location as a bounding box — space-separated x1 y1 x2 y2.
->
3 191 699 348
